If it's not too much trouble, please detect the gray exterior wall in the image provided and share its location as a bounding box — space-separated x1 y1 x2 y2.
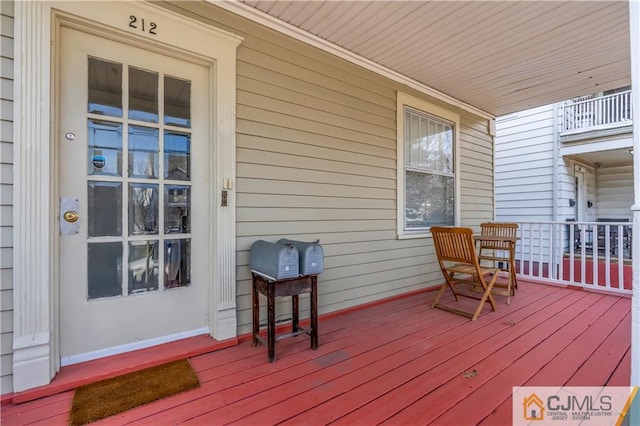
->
1 1 495 394
0 0 14 395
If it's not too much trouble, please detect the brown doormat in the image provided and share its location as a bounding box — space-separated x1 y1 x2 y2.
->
69 359 200 425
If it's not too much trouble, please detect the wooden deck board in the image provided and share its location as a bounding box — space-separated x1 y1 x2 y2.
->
468 295 630 426
480 301 631 426
608 348 632 386
0 281 631 426
231 289 552 424
94 295 446 425
153 301 452 424
342 290 595 426
285 287 576 425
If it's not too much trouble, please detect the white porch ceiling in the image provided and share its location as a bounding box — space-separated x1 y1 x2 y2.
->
237 0 631 117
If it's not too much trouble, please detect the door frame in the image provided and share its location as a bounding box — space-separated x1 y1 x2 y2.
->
12 1 242 392
574 165 587 221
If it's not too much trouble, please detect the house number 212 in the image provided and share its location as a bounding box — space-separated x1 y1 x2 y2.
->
129 15 157 35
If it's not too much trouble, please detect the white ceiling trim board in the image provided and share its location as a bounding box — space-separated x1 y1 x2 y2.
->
213 0 494 120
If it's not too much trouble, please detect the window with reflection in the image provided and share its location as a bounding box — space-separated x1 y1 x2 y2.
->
128 125 159 178
165 239 190 288
129 67 158 123
165 76 191 128
129 184 159 235
88 119 123 176
165 185 190 234
85 57 195 299
403 106 455 230
128 241 159 294
88 57 123 117
165 132 191 180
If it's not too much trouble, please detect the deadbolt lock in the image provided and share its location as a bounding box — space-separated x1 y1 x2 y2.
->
63 210 79 223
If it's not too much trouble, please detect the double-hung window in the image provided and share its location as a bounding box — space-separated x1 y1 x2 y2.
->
397 93 459 238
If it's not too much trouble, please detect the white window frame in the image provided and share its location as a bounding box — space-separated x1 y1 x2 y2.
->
396 92 461 239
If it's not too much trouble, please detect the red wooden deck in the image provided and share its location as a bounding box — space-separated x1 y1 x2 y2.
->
1 280 631 425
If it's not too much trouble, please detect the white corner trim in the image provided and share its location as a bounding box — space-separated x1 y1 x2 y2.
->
213 0 494 121
12 0 54 394
628 0 639 390
12 333 52 392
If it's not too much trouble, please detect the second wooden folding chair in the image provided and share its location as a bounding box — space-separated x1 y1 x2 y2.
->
430 226 499 321
477 222 518 304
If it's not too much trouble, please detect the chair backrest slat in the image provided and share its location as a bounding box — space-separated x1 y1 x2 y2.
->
479 222 518 250
430 226 478 266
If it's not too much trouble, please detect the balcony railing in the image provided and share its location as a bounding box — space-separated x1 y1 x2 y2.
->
511 221 632 294
561 90 632 134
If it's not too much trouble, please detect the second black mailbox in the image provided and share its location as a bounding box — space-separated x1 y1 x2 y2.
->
277 239 324 276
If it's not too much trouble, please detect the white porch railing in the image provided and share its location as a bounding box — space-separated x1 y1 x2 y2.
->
513 221 632 294
561 90 633 134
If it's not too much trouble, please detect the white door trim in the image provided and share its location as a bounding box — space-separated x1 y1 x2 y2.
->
12 0 242 392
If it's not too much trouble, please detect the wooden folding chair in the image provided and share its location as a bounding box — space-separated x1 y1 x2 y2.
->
478 222 518 303
430 226 499 321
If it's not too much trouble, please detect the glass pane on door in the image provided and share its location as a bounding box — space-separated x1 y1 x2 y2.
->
128 125 159 179
165 239 190 288
88 242 123 299
129 240 159 293
165 185 190 234
85 55 193 300
88 181 122 237
164 131 190 180
164 76 191 128
88 119 123 176
88 57 122 117
129 67 158 123
129 183 159 235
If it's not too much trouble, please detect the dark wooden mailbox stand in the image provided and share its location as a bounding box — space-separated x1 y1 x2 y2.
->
252 273 318 362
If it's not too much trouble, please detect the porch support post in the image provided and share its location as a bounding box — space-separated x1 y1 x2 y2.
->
630 0 640 417
12 1 55 392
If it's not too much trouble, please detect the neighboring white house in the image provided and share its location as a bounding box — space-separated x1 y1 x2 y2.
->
495 89 634 260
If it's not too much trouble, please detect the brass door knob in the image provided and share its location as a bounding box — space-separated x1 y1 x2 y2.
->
63 210 79 223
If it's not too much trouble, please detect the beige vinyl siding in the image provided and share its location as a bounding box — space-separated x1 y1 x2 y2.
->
161 1 494 335
0 0 13 395
459 115 495 225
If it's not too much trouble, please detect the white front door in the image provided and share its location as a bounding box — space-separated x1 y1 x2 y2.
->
58 27 211 363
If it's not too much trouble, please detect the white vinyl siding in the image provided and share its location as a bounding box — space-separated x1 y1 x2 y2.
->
0 0 13 395
596 164 633 220
495 105 555 222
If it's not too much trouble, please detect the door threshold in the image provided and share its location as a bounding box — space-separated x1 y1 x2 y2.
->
10 334 237 405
